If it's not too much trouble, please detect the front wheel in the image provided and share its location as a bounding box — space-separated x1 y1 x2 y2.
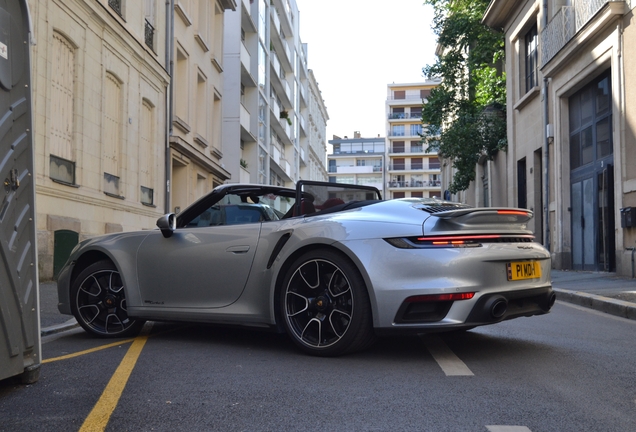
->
70 260 144 338
280 249 376 356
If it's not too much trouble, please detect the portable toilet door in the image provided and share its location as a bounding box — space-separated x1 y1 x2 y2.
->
0 0 40 383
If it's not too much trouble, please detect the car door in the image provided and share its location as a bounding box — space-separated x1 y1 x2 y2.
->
135 222 261 309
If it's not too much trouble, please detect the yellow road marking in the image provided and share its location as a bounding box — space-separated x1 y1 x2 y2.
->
79 323 154 432
42 339 135 364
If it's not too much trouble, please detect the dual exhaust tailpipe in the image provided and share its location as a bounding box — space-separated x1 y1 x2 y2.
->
484 290 556 320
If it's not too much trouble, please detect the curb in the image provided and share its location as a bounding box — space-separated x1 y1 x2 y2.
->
41 318 79 336
554 288 636 320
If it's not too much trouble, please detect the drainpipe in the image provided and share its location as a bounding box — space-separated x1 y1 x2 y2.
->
165 0 174 214
542 0 550 252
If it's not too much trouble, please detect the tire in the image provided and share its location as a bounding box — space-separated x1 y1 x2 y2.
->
280 249 376 356
70 260 144 338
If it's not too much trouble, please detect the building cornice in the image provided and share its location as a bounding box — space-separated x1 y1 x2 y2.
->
482 0 519 30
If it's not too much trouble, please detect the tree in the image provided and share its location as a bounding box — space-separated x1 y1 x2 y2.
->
422 0 506 194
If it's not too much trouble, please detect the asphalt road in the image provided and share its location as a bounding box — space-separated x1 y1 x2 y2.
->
1 301 635 431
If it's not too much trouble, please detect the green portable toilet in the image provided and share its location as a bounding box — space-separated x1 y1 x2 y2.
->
0 0 40 383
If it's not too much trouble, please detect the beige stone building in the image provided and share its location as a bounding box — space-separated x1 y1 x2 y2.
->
30 0 171 280
483 0 636 276
169 0 236 215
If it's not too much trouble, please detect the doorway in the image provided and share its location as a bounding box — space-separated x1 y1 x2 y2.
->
569 71 615 271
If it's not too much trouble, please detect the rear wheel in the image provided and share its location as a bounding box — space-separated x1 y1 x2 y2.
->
280 249 376 356
70 260 143 338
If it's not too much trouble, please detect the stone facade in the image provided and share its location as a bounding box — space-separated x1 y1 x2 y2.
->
29 0 170 280
483 0 636 276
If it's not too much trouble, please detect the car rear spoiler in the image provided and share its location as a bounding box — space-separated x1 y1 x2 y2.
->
433 208 533 223
422 207 534 236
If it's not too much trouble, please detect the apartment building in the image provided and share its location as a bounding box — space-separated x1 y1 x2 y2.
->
222 0 328 188
483 0 636 276
328 133 385 196
386 82 441 199
29 0 171 280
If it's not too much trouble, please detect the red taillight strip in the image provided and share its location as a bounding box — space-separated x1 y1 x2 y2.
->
405 292 475 303
417 234 502 242
497 210 530 216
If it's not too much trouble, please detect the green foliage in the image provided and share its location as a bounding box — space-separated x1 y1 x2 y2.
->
422 0 507 194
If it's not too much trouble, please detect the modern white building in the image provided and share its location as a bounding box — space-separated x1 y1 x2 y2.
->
328 132 386 196
222 0 328 187
385 82 442 199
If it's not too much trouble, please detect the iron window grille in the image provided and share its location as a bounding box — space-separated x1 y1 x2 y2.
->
145 19 154 50
108 0 122 17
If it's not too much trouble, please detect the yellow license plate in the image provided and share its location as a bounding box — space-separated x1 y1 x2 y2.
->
507 261 541 281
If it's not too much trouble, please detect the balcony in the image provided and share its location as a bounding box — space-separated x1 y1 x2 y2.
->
541 0 631 67
330 165 379 175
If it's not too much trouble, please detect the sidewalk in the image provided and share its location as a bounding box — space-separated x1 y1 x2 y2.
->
38 270 636 336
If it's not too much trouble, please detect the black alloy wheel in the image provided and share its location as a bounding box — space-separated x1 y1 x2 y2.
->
70 260 143 338
281 249 375 356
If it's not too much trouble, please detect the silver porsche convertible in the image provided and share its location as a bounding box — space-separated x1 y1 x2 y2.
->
57 181 555 356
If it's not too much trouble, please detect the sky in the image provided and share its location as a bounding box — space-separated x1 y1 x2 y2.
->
294 0 438 141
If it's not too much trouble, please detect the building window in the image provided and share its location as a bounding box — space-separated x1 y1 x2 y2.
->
411 158 423 170
393 192 406 199
103 72 122 183
410 124 423 136
197 0 209 44
390 108 405 119
428 157 440 170
144 0 155 50
196 72 208 144
104 172 121 197
517 158 527 209
175 48 189 123
392 158 405 171
392 141 405 153
420 89 430 99
569 72 612 170
50 156 75 185
394 90 405 100
391 125 405 137
524 24 538 93
109 0 122 17
140 99 155 200
141 186 154 206
50 32 76 184
213 3 224 62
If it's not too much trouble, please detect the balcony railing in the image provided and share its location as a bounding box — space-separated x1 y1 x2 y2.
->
541 0 631 67
144 19 154 50
388 113 422 120
388 180 441 188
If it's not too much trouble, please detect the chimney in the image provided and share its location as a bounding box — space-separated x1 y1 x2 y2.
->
354 131 361 139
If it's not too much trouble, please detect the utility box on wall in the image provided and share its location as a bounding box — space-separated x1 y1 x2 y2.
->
621 207 636 228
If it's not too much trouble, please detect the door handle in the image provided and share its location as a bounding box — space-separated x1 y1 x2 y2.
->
226 245 250 254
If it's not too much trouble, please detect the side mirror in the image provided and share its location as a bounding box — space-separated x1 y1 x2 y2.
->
157 214 176 238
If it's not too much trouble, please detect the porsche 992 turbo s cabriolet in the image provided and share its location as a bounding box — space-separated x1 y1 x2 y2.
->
57 181 555 356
